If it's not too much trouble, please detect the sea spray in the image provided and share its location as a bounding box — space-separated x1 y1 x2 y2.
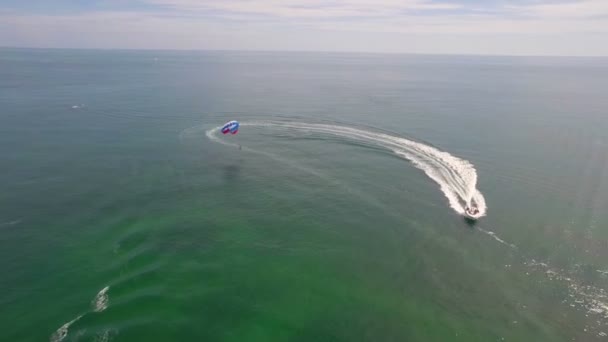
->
50 286 110 342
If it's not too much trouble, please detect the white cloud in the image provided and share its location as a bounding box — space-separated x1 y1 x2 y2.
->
136 0 608 35
144 0 462 19
1 0 607 55
511 0 608 19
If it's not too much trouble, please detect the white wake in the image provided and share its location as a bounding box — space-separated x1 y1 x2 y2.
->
50 286 110 342
92 286 110 312
207 120 486 218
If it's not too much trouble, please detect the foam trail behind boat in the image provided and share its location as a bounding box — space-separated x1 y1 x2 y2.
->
209 120 487 217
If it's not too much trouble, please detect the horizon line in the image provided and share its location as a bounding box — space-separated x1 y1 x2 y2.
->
2 45 607 59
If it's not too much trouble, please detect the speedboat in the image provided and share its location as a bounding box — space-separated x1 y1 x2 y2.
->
464 205 480 220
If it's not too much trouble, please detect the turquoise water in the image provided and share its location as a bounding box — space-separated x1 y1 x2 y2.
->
1 48 608 341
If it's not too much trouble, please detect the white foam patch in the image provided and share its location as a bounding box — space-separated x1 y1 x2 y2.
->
92 286 110 312
50 315 83 342
207 121 487 218
50 286 111 341
205 127 240 149
477 227 517 249
94 330 112 342
525 260 608 334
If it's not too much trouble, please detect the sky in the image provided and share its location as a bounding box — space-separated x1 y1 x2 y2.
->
1 0 607 56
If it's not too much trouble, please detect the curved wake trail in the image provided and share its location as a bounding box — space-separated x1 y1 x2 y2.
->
207 120 486 217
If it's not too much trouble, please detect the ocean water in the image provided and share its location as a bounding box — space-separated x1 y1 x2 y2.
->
1 48 608 341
